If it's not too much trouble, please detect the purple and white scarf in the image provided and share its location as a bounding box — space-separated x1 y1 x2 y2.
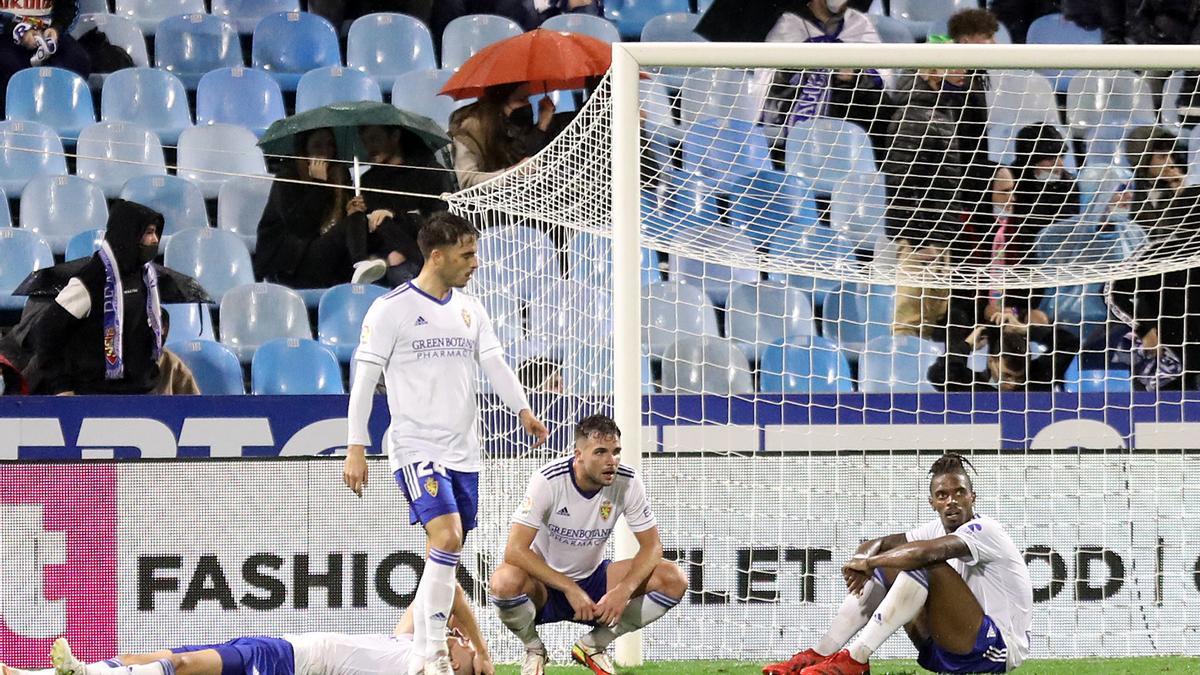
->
98 241 163 381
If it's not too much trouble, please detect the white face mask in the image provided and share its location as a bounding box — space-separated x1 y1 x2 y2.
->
825 0 849 12
1033 169 1059 182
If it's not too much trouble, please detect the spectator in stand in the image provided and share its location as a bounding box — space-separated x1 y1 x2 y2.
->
1008 124 1079 265
926 316 1079 392
26 200 166 395
1100 0 1200 46
256 128 389 289
449 83 556 189
1125 126 1186 231
943 9 996 175
517 356 564 393
0 0 91 113
534 0 602 22
987 0 1059 44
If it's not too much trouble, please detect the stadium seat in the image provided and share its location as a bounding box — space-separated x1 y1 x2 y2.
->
251 337 344 394
64 228 105 261
522 280 613 361
219 282 311 362
75 122 166 198
119 175 210 235
677 68 757 128
604 0 690 40
542 13 621 43
1065 70 1155 163
212 0 301 34
441 14 524 71
667 224 759 307
77 0 110 13
317 283 389 362
0 188 13 227
0 228 54 311
475 287 523 348
1026 12 1102 45
561 339 651 395
115 0 205 34
177 124 268 199
822 283 895 357
858 335 943 393
725 170 820 248
785 117 878 195
474 224 561 303
661 336 753 396
164 303 216 344
217 177 273 252
642 280 719 357
925 16 1012 43
640 12 703 42
726 280 816 363
196 67 286 138
829 171 887 249
155 14 244 90
391 68 459 130
867 13 915 43
69 14 150 88
1063 357 1134 393
567 230 662 288
20 175 108 255
1161 70 1190 132
252 11 341 91
346 13 437 90
164 228 256 304
985 70 1062 164
296 67 383 112
1041 283 1111 342
0 120 68 196
767 228 854 310
6 67 96 143
887 0 974 35
759 336 854 394
681 118 771 191
101 68 193 146
173 339 245 394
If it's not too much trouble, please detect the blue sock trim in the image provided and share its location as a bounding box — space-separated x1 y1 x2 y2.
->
104 660 124 668
428 548 460 567
646 591 680 608
902 568 930 589
157 659 176 675
490 594 531 609
873 568 890 589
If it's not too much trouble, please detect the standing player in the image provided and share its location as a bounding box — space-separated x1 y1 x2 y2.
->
763 454 1032 674
488 415 688 675
342 212 548 675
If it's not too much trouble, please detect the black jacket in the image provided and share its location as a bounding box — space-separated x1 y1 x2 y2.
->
988 0 1060 43
1100 0 1200 44
255 162 351 282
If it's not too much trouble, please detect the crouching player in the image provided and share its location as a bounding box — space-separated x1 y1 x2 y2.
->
6 584 492 675
764 454 1033 674
489 414 687 675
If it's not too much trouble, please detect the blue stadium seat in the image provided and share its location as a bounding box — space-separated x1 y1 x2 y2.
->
986 71 1062 164
65 228 105 261
867 13 915 43
196 67 286 138
758 336 854 394
219 282 312 363
173 339 245 394
212 0 301 34
604 0 689 40
661 336 753 395
521 279 613 361
101 68 193 146
217 177 273 252
726 280 816 364
115 0 205 34
441 14 524 71
858 335 943 393
317 283 388 362
474 224 561 303
567 230 662 288
252 337 344 394
0 187 13 228
1026 12 1102 45
75 121 167 198
640 12 703 42
475 286 523 348
542 13 621 43
21 175 108 255
0 229 54 311
252 11 341 91
1063 357 1134 393
177 123 268 199
77 0 111 14
346 13 437 90
785 116 877 195
725 170 820 249
677 68 758 128
155 14 244 90
642 280 719 357
119 175 210 235
164 303 216 344
69 14 150 88
822 283 895 358
561 340 650 395
829 171 887 249
681 118 770 191
667 224 759 307
1041 283 1110 342
1065 71 1156 161
296 67 383 112
887 0 974 35
6 67 96 143
164 229 256 304
391 68 458 130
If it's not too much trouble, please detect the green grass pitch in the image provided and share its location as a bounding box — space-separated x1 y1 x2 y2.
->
494 657 1200 674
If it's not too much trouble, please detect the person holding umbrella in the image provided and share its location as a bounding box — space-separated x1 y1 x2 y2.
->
449 83 557 189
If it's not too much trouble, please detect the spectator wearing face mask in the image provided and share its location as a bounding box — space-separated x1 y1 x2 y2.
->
449 82 556 189
1125 126 1187 233
1007 124 1080 265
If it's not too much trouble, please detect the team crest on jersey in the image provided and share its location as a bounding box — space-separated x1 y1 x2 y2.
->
424 476 439 497
518 496 533 514
360 324 371 343
462 309 472 327
599 499 613 520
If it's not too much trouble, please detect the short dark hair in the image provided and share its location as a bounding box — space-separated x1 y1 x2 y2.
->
575 414 621 443
947 8 999 41
929 453 976 491
418 211 478 258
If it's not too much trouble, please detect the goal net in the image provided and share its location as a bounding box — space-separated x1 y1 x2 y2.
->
446 42 1200 662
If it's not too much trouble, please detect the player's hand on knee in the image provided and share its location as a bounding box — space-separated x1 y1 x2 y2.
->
566 585 596 622
594 586 632 627
343 445 369 497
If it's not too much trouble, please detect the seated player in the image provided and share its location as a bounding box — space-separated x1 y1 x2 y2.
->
488 414 688 675
763 454 1033 675
4 585 492 675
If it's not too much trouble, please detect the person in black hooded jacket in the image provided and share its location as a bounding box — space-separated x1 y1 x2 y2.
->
28 200 166 395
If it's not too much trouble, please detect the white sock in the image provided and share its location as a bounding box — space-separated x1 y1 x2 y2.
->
814 578 887 656
7 668 55 675
81 662 169 675
583 590 681 650
847 570 929 664
492 594 544 650
422 548 460 658
80 660 127 675
408 594 426 675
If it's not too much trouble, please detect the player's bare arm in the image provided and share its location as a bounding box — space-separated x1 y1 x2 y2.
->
504 522 596 621
594 525 663 626
844 535 971 590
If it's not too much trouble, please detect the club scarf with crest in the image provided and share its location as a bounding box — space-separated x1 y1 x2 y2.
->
97 240 163 380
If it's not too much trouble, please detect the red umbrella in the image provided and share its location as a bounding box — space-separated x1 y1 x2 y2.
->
439 28 612 101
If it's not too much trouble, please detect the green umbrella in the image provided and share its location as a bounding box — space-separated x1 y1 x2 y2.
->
257 101 451 163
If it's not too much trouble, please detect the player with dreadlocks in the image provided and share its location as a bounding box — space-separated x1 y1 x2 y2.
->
764 454 1032 675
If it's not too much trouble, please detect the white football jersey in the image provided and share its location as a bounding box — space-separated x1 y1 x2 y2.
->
285 632 412 675
355 281 503 473
906 514 1033 670
512 457 658 580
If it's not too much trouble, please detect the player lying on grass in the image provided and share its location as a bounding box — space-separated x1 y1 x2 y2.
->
3 584 492 675
489 414 688 675
764 454 1033 675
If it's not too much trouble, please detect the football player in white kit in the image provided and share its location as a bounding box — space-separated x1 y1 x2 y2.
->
764 454 1033 675
341 212 548 675
488 415 688 675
